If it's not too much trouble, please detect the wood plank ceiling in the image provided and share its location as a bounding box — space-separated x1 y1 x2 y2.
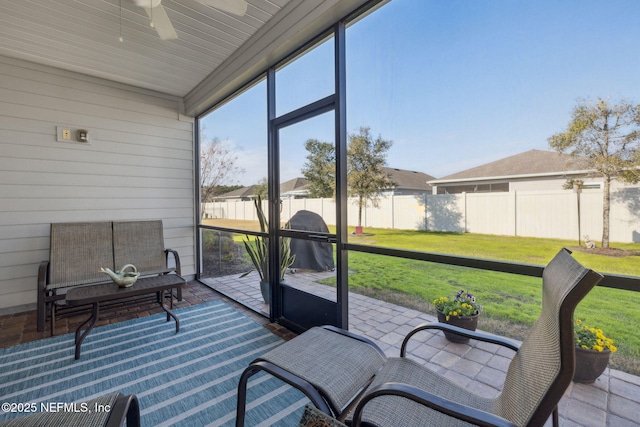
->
0 0 291 97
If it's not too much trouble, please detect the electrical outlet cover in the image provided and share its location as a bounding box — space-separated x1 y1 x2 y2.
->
56 126 71 142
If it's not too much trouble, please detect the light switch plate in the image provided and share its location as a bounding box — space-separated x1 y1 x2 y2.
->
57 126 90 143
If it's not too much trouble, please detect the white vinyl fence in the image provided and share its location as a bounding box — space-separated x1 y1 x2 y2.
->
204 187 640 243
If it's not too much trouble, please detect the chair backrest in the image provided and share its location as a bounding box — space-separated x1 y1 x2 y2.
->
496 249 602 426
113 220 169 275
48 222 114 289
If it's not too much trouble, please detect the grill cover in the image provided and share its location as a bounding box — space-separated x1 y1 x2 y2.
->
287 210 335 271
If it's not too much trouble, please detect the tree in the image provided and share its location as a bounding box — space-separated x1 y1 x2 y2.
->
254 177 268 200
301 139 335 198
548 97 640 248
348 126 396 227
200 137 243 216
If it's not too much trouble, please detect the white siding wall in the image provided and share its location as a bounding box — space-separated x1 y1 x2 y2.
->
508 177 603 191
0 56 195 311
509 177 570 191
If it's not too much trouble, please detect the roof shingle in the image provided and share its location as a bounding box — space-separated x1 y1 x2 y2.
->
433 150 591 182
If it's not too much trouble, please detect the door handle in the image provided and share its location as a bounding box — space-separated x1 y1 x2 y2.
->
308 234 328 241
308 234 337 244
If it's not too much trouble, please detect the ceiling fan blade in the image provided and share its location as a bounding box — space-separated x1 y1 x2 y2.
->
196 0 248 16
143 4 178 40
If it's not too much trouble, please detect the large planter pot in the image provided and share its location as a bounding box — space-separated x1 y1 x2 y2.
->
260 280 270 304
573 347 611 383
260 280 287 304
437 310 479 343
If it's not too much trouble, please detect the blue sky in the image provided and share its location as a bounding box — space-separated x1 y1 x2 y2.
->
201 0 640 186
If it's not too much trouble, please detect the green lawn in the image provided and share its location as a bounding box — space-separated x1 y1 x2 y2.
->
342 228 640 374
345 228 640 276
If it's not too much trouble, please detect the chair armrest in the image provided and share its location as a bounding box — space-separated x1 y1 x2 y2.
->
165 249 181 276
351 382 518 427
237 360 335 424
401 323 519 357
105 393 140 427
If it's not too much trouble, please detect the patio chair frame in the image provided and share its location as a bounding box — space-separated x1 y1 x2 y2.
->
350 248 602 427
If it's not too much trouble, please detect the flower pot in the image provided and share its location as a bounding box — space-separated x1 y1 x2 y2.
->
260 280 270 304
437 310 479 343
573 347 611 383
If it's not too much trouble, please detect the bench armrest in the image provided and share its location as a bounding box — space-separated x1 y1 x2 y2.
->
165 249 183 300
36 260 50 332
165 249 181 276
401 322 519 357
38 260 49 292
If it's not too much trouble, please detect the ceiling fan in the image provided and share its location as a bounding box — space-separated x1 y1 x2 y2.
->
128 0 248 40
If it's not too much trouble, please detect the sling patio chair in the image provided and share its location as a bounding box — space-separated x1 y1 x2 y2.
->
236 249 602 427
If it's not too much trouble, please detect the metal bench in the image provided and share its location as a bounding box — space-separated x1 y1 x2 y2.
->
37 220 185 334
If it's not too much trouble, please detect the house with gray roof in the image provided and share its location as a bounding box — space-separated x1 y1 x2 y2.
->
214 178 310 201
216 168 435 200
213 185 260 201
428 149 603 194
280 177 311 199
383 167 435 196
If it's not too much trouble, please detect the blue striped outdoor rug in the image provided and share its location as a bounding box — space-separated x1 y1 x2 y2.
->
0 301 310 426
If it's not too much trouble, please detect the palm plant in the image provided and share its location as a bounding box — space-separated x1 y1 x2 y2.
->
240 196 295 283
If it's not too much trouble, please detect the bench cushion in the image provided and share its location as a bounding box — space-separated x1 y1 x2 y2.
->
48 222 114 290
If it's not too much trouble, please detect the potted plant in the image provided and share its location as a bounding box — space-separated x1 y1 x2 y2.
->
573 319 617 383
240 196 295 304
433 290 483 343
